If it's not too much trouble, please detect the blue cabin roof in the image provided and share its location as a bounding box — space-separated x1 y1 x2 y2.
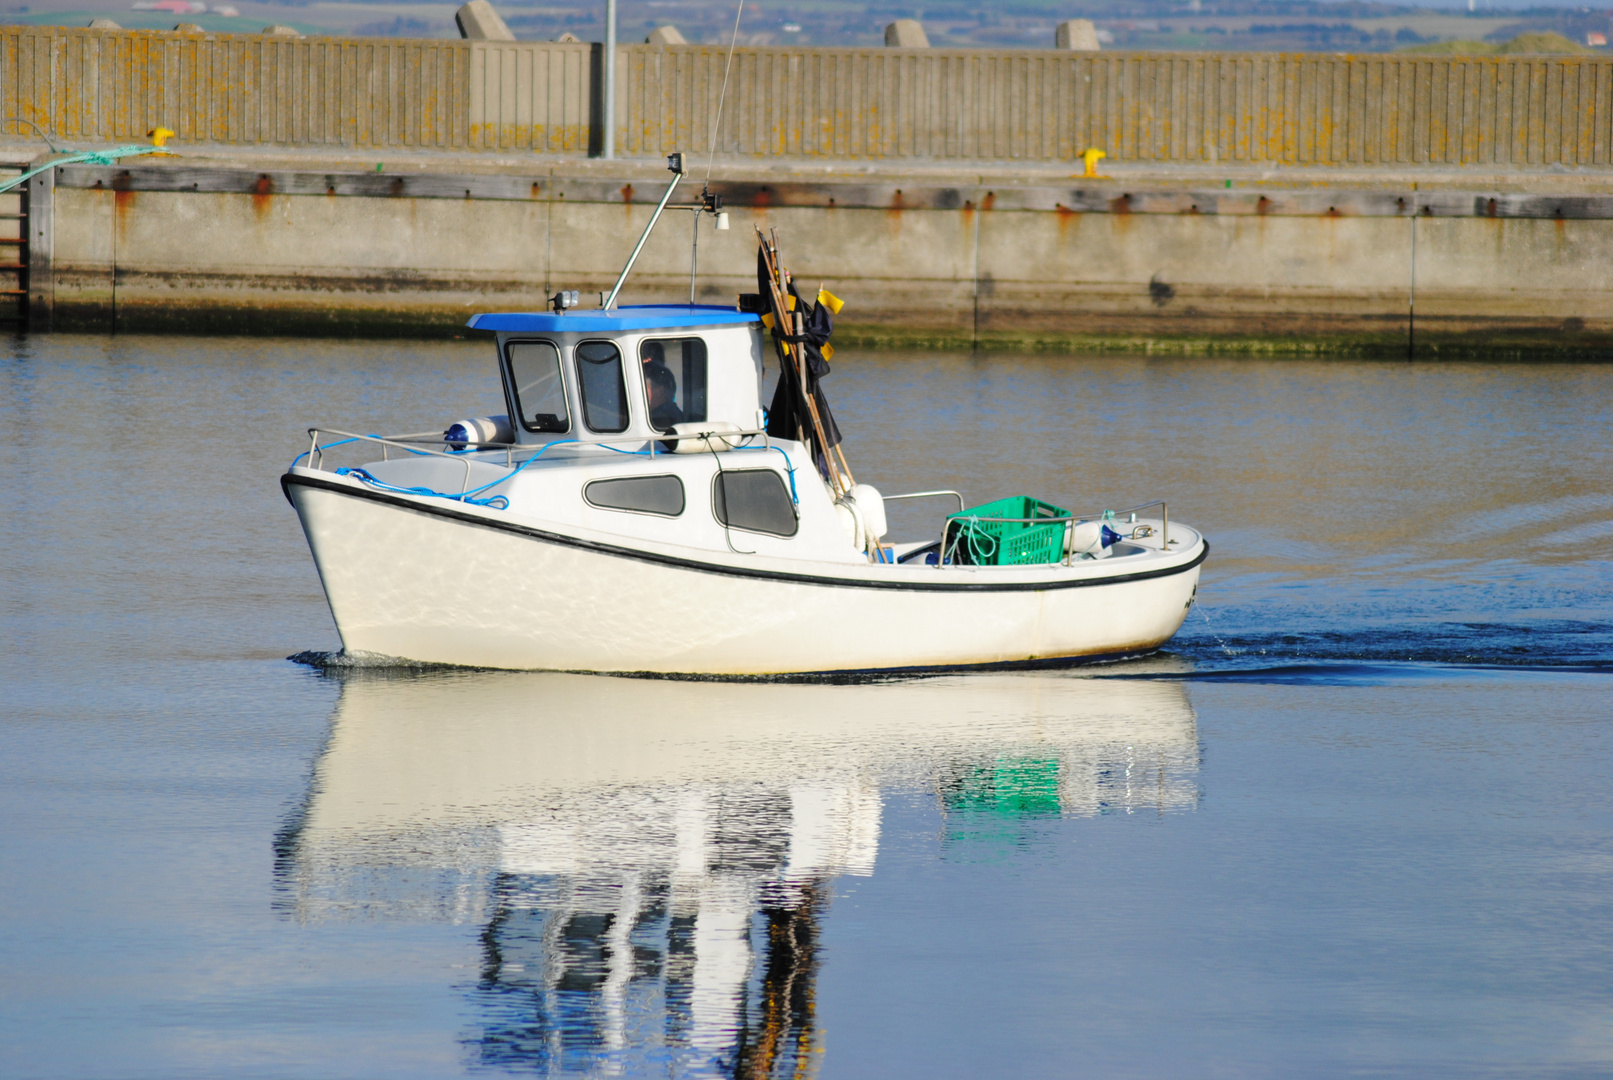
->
467 305 761 334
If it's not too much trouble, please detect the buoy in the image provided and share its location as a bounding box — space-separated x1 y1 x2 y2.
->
443 415 513 450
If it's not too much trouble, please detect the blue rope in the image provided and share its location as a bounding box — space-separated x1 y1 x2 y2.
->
727 442 799 505
335 466 515 510
289 436 361 469
771 445 799 505
332 439 585 510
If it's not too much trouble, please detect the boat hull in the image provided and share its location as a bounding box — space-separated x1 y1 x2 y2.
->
285 471 1205 676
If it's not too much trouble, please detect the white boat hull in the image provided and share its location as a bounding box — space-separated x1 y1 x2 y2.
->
285 469 1206 676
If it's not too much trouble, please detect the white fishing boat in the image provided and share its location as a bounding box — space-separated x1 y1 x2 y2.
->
282 157 1207 676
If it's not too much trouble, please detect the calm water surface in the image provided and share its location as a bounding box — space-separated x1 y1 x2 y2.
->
3 335 1611 1078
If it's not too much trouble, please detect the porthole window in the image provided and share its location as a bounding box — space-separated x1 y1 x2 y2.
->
713 470 798 537
584 475 686 517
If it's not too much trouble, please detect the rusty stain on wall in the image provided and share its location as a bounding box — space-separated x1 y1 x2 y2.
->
112 188 134 240
1054 203 1079 240
251 175 274 219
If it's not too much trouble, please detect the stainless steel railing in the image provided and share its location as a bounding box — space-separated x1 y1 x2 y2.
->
297 425 776 497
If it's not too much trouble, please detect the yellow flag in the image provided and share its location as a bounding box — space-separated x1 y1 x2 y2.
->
786 294 797 311
821 343 835 361
761 312 774 329
817 288 845 315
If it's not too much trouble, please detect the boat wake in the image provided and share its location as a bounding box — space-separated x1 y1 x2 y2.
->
1171 618 1613 669
1115 659 1611 686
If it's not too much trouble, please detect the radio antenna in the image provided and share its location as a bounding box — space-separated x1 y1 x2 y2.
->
706 0 744 183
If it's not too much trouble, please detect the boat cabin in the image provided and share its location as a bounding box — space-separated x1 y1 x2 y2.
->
467 306 767 446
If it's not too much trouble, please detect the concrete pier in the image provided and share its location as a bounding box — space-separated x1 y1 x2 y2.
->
21 147 1613 355
8 26 1613 353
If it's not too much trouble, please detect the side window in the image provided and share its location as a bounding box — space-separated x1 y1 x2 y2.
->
639 337 708 432
575 341 629 434
713 470 798 537
505 341 570 433
584 475 686 517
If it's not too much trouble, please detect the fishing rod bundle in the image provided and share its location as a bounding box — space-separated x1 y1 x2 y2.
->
748 230 853 496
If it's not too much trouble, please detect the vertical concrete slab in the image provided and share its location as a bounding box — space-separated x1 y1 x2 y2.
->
52 186 115 331
25 163 53 332
1055 20 1101 51
884 20 929 48
456 1 514 42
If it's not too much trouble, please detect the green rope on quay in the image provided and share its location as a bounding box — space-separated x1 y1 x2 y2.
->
0 145 169 195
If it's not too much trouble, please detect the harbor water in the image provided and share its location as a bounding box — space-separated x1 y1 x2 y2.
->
3 334 1611 1078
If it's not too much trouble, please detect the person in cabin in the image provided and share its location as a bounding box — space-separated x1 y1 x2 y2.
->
640 348 685 432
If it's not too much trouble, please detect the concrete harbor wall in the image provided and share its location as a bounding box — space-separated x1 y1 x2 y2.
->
31 158 1613 354
9 25 1613 352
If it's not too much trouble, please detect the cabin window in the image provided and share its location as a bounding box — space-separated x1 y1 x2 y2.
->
713 470 798 537
584 475 686 517
638 337 708 432
505 341 570 434
575 340 629 434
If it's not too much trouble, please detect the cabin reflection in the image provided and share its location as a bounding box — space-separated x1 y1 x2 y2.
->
276 671 1199 1076
472 780 863 1076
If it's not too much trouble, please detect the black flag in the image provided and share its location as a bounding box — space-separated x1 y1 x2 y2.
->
760 249 842 479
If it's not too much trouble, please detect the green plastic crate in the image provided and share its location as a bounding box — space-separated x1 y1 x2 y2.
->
944 496 1071 566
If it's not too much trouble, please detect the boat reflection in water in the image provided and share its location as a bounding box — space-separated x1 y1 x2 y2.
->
277 671 1199 1076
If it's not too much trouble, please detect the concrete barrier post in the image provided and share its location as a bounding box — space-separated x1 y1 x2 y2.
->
456 0 514 41
1055 19 1101 50
646 25 687 44
884 19 929 47
25 163 52 333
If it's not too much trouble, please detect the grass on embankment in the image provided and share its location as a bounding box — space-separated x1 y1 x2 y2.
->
1398 31 1590 56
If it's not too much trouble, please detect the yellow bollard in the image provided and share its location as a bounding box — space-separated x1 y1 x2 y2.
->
148 127 175 147
1080 147 1107 178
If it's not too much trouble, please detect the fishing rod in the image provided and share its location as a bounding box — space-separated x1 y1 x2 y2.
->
758 229 850 496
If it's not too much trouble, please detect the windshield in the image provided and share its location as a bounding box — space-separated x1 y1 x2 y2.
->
575 341 629 434
505 341 570 434
638 337 708 433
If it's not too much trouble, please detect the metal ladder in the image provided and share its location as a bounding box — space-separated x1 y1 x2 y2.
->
0 163 27 326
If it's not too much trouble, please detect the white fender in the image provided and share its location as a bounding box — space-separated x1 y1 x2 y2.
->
845 484 887 541
834 500 865 550
669 420 743 454
444 415 513 450
1066 520 1114 560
